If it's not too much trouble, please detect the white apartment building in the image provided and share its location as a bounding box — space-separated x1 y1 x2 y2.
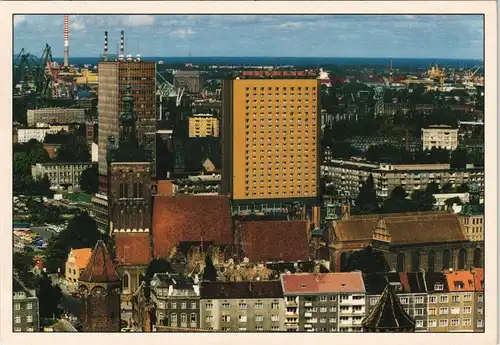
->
17 125 70 143
421 126 459 151
31 162 93 191
27 108 86 126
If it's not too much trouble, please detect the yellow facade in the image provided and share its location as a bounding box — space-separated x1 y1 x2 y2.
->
188 115 219 137
231 78 320 201
76 68 99 85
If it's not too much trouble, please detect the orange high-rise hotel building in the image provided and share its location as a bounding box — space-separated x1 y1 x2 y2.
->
221 70 321 211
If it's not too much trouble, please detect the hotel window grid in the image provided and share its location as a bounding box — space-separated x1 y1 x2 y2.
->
463 306 472 314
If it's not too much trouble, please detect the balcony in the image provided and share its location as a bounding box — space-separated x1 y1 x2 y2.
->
304 312 312 318
285 312 298 318
286 301 298 307
305 302 313 307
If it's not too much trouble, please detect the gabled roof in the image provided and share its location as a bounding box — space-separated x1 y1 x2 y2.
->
333 212 467 245
114 233 152 266
281 272 365 295
152 195 233 258
79 240 120 283
444 270 475 292
69 248 92 270
239 220 310 263
362 284 415 331
201 281 283 299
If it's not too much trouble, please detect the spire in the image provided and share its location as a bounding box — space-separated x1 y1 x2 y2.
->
79 240 120 283
362 283 415 332
119 84 137 144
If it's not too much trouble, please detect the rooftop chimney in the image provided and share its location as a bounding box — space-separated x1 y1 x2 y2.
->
104 31 108 61
63 15 69 67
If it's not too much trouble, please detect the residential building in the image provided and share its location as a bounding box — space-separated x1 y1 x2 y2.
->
31 162 93 191
321 160 484 199
424 272 451 332
433 192 470 211
200 281 285 331
280 272 366 332
473 268 484 332
149 273 200 329
13 276 40 332
362 283 415 332
27 108 86 126
90 193 108 233
221 70 320 207
364 272 427 332
459 203 485 243
97 59 156 182
17 128 50 143
65 248 92 292
421 125 459 151
188 114 219 137
79 240 121 332
173 70 203 94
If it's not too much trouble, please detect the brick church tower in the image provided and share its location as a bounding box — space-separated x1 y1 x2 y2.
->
79 240 121 332
107 84 153 234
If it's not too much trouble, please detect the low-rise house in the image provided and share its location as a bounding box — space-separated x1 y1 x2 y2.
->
200 281 285 331
65 248 92 292
280 272 366 332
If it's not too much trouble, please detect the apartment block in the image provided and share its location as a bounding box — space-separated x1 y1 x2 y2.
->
13 276 40 332
27 108 86 126
321 160 484 199
280 272 366 332
422 126 459 151
199 281 285 331
97 60 156 178
188 114 219 137
31 162 93 190
221 70 320 206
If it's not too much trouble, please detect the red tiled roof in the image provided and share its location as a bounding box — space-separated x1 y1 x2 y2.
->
473 268 484 292
70 248 92 270
114 233 152 266
444 270 475 292
152 195 233 258
333 212 467 245
239 220 310 263
79 240 120 283
281 272 365 294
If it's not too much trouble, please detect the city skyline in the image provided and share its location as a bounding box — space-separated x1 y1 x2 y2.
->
14 14 484 59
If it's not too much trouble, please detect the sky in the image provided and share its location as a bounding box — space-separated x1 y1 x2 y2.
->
13 15 484 59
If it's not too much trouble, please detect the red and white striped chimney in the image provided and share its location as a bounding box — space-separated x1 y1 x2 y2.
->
63 14 69 67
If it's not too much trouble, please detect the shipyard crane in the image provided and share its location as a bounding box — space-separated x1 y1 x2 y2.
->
156 71 185 119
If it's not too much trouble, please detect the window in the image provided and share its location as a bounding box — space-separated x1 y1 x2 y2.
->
452 295 460 303
439 295 448 303
239 315 247 322
462 318 472 326
239 327 247 331
255 315 263 322
14 328 22 332
191 302 196 309
181 302 187 309
256 326 264 331
14 316 21 324
399 297 409 304
14 303 20 311
255 302 264 309
370 297 378 306
205 316 214 323
222 303 231 309
271 302 280 310
171 302 177 309
271 326 280 331
181 313 187 323
439 319 448 327
171 313 177 323
477 319 483 328
451 319 460 327
428 296 437 303
271 315 280 322
414 308 424 316
205 303 213 310
435 283 444 291
221 315 231 322
428 320 437 328
320 307 327 312
26 315 33 323
463 306 471 314
451 307 460 314
428 308 437 315
439 307 448 315
416 320 424 328
329 306 337 312
190 313 197 324
477 294 483 303
415 296 424 304
239 303 247 310
320 296 327 302
329 296 336 302
320 317 327 323
464 294 472 302
26 327 34 332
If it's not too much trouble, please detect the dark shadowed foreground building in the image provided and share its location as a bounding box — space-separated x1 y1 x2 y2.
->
362 283 415 332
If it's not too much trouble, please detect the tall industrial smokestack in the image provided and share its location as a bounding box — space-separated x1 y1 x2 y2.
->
120 30 125 59
63 15 69 67
104 31 108 61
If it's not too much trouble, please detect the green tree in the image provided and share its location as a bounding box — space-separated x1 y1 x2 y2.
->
456 183 469 193
55 136 90 162
444 196 463 209
450 147 468 169
425 181 441 195
80 165 99 194
442 182 454 193
380 186 412 213
354 174 378 215
37 274 63 319
13 252 37 284
410 190 436 212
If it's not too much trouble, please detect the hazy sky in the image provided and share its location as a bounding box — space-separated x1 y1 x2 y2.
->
13 15 484 59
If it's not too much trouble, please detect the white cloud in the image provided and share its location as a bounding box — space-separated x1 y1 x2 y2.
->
170 28 194 38
70 20 85 31
14 15 26 26
123 15 155 27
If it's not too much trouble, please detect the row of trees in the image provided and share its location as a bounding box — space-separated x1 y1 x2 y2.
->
354 176 469 215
